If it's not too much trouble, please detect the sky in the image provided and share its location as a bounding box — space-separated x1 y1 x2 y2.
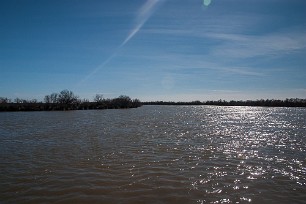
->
1 0 306 102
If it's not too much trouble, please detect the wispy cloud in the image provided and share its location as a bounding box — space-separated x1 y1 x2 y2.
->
206 30 306 58
77 52 118 86
131 52 266 77
144 26 306 59
114 50 266 78
79 0 164 85
121 0 164 46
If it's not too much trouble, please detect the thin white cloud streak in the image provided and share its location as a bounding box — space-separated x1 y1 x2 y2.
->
206 31 306 58
121 0 162 47
143 27 306 58
128 27 306 77
77 52 117 86
124 52 265 77
79 0 163 85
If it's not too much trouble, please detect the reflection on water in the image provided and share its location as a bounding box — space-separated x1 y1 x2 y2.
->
0 106 306 203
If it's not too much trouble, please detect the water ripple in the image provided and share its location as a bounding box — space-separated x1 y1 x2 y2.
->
1 106 306 203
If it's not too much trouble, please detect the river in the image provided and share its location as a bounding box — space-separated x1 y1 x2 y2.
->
1 105 305 203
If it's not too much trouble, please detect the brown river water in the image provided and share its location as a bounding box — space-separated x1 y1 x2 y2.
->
0 105 306 203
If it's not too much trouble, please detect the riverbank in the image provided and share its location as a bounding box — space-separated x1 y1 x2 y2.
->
1 99 306 112
0 99 142 112
143 98 306 107
0 90 142 112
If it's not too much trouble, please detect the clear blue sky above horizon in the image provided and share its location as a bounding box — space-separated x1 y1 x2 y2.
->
1 0 306 101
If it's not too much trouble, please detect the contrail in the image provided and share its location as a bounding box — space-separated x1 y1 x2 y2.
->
78 52 118 86
121 0 161 47
79 0 164 86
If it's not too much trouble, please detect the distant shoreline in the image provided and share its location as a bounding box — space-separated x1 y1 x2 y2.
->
0 102 142 112
0 90 142 112
1 90 305 112
1 99 305 112
142 98 306 108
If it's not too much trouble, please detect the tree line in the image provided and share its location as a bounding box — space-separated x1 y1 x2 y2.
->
0 90 142 111
143 98 306 107
1 90 306 111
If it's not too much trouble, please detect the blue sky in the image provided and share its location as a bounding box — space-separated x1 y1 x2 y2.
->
1 0 306 101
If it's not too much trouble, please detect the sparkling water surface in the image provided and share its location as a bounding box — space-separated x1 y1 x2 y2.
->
0 105 306 203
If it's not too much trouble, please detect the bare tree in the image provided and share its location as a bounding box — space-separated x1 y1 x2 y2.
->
29 99 38 103
50 93 59 103
58 90 78 105
94 94 104 104
82 98 89 103
44 95 51 103
0 97 11 103
113 95 132 108
14 98 24 103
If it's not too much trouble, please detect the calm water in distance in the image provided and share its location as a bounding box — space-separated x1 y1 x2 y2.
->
0 105 306 203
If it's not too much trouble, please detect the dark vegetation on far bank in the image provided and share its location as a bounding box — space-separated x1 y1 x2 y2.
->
0 90 141 112
143 98 306 107
1 90 305 112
